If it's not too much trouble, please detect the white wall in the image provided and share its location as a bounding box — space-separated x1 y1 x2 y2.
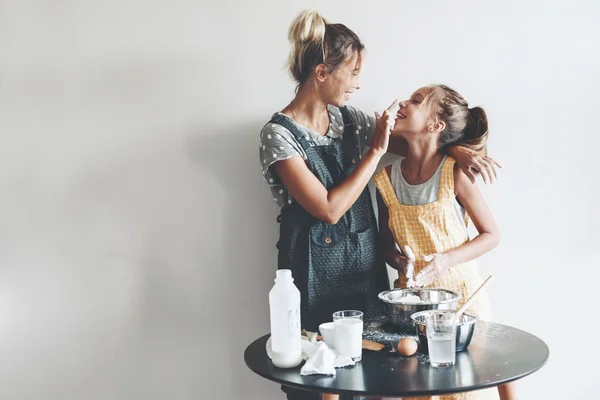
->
0 0 598 399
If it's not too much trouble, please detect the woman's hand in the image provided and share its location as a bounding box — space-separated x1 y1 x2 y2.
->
412 253 452 288
450 146 502 184
370 100 400 156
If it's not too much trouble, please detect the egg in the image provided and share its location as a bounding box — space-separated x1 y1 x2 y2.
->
397 337 418 356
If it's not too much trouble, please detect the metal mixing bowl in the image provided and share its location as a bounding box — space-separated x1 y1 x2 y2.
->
411 309 478 352
377 288 461 329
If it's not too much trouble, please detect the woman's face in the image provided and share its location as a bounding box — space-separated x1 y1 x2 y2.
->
320 52 362 107
391 87 434 137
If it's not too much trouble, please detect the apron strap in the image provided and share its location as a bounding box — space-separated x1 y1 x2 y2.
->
338 106 360 171
438 157 457 201
270 107 354 154
374 167 401 209
438 157 470 226
268 114 312 152
267 115 311 223
339 106 355 138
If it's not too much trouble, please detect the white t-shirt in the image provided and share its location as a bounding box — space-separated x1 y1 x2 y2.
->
389 155 467 232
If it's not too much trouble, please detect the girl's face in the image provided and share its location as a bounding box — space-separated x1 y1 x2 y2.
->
319 52 362 107
391 87 435 137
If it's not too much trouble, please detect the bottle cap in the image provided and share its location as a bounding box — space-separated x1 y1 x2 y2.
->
276 269 292 280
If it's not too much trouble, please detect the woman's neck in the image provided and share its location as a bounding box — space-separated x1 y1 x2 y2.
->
283 83 330 135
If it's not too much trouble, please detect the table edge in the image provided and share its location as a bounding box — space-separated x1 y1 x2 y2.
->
244 323 550 397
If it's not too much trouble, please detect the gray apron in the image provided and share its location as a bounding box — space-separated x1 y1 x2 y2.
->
269 106 388 332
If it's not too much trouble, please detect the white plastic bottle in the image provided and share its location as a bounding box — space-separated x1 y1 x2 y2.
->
269 269 302 368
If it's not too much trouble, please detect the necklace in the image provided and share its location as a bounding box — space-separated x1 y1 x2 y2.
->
402 157 439 185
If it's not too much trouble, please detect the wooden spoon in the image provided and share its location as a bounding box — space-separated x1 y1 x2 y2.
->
316 334 385 351
454 275 494 323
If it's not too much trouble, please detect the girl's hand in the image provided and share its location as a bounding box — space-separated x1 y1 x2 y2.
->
412 253 452 288
451 146 502 184
388 244 416 287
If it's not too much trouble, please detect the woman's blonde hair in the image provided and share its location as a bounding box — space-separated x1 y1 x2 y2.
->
287 9 364 85
423 85 489 154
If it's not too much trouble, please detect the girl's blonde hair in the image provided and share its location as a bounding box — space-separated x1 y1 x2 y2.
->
423 85 489 154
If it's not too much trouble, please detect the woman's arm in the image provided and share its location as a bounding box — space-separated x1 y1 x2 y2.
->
412 165 500 287
274 148 383 224
274 101 400 225
387 138 500 184
448 146 501 184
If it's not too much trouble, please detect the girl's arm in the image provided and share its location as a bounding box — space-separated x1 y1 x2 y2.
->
413 165 500 287
445 165 501 265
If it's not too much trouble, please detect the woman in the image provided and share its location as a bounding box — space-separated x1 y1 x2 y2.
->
259 10 499 400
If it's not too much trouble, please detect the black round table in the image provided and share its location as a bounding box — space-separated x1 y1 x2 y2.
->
244 321 549 399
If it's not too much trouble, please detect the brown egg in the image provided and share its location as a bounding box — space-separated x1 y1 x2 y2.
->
396 337 418 356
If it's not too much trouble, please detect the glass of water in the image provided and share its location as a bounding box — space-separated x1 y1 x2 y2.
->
332 310 364 362
426 310 457 367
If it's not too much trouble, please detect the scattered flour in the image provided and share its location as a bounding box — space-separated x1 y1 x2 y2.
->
386 293 424 303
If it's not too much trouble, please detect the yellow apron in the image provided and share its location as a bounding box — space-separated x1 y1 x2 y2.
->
374 157 498 400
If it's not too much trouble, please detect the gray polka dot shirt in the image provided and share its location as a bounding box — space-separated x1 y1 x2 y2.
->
259 105 376 208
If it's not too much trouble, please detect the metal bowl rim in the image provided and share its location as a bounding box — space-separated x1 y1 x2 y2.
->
377 288 462 305
410 309 478 326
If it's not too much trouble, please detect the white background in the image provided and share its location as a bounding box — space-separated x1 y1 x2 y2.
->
0 0 598 399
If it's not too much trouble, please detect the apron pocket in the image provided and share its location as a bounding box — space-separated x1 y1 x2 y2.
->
306 224 361 328
307 224 358 303
310 224 347 248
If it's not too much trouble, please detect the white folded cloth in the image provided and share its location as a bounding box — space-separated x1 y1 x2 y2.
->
265 337 355 376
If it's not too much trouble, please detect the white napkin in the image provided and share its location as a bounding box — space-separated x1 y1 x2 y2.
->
265 337 355 376
300 341 336 375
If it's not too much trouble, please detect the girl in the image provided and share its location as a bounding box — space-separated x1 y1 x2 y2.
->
375 85 515 400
